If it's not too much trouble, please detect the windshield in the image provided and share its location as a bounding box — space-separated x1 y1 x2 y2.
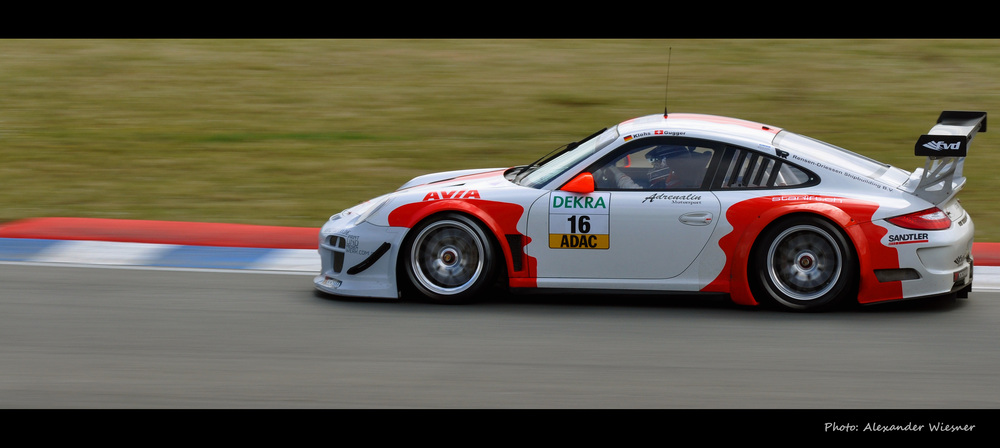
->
514 127 619 188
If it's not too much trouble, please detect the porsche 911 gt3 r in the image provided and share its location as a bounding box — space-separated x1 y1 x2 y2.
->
315 111 986 311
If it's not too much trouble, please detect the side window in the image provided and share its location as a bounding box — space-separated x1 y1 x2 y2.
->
594 142 715 191
716 146 814 189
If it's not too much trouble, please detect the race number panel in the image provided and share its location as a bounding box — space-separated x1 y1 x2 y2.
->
548 192 610 249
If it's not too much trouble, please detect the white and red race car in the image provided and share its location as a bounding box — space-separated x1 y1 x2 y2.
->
315 111 986 311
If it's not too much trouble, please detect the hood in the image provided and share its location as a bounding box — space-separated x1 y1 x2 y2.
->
397 168 508 191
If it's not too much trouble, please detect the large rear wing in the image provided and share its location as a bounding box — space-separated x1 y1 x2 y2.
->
905 111 987 205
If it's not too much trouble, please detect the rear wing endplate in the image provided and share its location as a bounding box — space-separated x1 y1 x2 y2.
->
906 111 987 205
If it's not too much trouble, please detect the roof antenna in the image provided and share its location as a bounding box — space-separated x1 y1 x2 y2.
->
663 47 672 117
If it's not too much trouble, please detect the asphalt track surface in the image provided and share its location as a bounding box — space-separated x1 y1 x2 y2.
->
3 262 1000 411
2 218 1000 417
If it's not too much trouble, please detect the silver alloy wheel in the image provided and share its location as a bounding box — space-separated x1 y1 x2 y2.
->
409 219 486 296
765 224 843 302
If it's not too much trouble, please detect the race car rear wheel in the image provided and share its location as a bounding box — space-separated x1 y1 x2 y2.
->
752 216 856 311
403 213 497 303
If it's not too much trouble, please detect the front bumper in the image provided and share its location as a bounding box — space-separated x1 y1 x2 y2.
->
314 220 407 299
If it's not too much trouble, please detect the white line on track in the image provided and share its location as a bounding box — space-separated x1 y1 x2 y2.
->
0 260 317 275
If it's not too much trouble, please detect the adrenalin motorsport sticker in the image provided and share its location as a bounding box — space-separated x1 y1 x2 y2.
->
548 192 610 249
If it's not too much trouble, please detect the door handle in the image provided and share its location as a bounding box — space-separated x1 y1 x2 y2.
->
679 212 714 226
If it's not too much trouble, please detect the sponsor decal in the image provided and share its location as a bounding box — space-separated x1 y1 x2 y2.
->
791 154 844 176
955 266 970 283
422 189 481 201
771 195 844 204
344 234 369 255
624 131 651 142
886 233 929 245
642 193 702 204
915 135 967 157
552 194 607 210
549 192 610 249
790 154 893 191
626 131 686 142
923 140 961 151
319 276 342 289
548 233 609 249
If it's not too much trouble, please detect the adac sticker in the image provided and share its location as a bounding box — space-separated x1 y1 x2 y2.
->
548 192 610 249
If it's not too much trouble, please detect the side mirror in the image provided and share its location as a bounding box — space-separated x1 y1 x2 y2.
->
560 172 595 194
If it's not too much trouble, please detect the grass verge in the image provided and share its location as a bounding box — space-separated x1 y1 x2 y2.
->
2 39 998 240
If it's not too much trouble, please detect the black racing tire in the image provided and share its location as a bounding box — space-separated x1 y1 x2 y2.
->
402 213 498 304
750 215 857 312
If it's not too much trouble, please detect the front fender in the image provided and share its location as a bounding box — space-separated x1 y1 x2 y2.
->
386 199 535 281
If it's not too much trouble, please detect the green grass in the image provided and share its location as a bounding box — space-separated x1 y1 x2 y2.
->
3 39 1000 240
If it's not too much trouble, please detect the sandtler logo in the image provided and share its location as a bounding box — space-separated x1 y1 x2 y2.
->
887 233 929 245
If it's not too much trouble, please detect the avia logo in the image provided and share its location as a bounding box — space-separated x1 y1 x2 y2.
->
922 141 962 151
422 190 481 201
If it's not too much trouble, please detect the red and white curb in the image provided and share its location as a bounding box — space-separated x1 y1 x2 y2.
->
976 266 1000 290
0 218 319 274
0 239 319 273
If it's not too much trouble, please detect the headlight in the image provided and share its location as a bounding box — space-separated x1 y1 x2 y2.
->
338 194 391 225
355 195 391 225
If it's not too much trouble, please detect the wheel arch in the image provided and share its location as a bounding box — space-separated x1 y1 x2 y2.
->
726 203 867 307
391 201 514 281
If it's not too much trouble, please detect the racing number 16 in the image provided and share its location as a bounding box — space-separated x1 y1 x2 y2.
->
567 215 590 234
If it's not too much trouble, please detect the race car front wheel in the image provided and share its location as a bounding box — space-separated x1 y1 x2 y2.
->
751 216 856 311
403 213 497 303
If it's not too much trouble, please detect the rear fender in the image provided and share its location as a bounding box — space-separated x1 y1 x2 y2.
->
711 197 891 306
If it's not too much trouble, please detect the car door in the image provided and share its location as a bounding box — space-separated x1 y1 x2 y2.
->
527 138 722 280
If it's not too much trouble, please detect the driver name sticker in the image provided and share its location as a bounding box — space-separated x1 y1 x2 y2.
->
548 192 610 249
